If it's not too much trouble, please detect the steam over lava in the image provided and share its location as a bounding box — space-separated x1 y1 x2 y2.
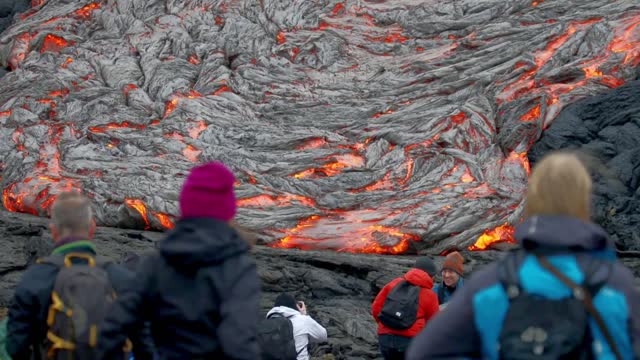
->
0 0 638 254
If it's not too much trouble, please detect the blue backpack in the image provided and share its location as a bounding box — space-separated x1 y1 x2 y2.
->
497 251 622 360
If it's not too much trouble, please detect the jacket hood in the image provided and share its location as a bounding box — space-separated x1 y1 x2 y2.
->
158 217 249 268
405 268 434 288
267 306 301 318
515 215 614 252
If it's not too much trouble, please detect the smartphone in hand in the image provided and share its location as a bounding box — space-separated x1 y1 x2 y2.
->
297 301 307 315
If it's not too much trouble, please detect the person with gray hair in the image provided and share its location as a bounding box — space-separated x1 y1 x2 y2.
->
6 191 154 360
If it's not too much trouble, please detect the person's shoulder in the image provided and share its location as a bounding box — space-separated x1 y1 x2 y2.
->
462 261 501 293
104 261 134 278
605 260 638 295
14 262 59 294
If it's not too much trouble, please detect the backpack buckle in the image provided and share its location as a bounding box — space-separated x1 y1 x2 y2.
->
506 285 520 299
572 287 585 300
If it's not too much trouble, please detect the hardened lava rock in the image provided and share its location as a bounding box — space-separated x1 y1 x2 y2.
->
0 0 639 254
530 77 640 251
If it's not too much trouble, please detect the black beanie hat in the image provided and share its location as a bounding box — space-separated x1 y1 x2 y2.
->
415 257 437 277
274 293 297 311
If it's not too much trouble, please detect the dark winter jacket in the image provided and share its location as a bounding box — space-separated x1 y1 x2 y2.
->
372 268 440 337
98 218 262 359
432 278 464 305
6 240 154 360
407 215 640 360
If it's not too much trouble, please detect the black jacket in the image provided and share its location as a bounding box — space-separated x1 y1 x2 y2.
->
6 240 154 360
99 218 262 359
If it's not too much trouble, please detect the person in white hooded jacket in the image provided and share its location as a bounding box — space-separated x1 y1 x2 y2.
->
266 293 328 360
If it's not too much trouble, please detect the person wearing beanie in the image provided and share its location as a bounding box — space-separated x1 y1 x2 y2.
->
260 294 327 360
371 257 439 359
433 251 465 306
99 162 262 359
407 152 640 359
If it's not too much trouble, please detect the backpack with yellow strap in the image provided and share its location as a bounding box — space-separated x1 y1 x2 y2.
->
37 253 132 359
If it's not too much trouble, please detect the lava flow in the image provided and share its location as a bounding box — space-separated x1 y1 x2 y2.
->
1 1 639 254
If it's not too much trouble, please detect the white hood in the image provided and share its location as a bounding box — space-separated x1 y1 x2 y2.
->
267 306 300 318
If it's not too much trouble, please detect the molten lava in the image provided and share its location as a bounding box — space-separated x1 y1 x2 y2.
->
124 198 150 229
468 224 516 250
40 34 70 53
2 0 640 255
274 210 419 255
238 194 316 208
74 3 101 19
520 104 541 122
182 145 201 162
89 122 146 133
291 153 365 179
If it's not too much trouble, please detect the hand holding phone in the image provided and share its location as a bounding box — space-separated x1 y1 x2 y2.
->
297 301 307 315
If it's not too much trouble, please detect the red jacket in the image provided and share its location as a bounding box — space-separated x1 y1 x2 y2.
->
371 268 439 337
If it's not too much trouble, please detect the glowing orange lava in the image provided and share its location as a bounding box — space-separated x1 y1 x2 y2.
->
291 153 365 179
506 151 531 176
468 223 516 250
49 88 70 97
212 85 231 96
183 145 201 162
273 210 420 254
187 54 201 65
238 194 316 208
40 34 70 53
89 121 146 133
74 2 101 19
155 212 175 229
520 104 541 122
297 137 327 150
125 198 150 229
163 91 203 118
188 121 207 139
460 167 475 183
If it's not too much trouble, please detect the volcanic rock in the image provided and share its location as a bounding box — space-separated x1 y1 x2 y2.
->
2 209 640 359
0 0 639 254
529 77 640 251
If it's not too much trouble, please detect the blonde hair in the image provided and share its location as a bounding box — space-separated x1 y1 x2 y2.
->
524 151 592 222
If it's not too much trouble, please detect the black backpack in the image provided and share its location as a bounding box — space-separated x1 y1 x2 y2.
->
377 280 420 330
257 313 300 360
497 251 622 360
38 253 131 360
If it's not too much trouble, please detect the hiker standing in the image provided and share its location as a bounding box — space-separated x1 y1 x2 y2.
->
6 192 153 360
407 152 640 360
98 162 262 359
259 293 327 360
432 251 465 307
372 258 439 360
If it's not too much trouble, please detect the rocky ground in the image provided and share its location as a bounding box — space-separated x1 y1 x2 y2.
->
2 209 640 359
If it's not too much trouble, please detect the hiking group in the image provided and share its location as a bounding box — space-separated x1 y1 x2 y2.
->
3 151 640 359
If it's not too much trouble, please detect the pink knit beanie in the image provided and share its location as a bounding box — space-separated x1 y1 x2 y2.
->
179 162 237 221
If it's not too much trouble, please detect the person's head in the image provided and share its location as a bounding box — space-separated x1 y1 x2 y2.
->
49 192 95 242
441 251 464 287
525 152 592 222
414 257 437 277
274 293 297 311
179 161 237 221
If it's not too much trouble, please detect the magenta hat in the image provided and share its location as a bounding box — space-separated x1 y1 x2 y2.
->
179 162 237 221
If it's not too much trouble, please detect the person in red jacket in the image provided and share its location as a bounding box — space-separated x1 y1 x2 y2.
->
371 258 440 360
